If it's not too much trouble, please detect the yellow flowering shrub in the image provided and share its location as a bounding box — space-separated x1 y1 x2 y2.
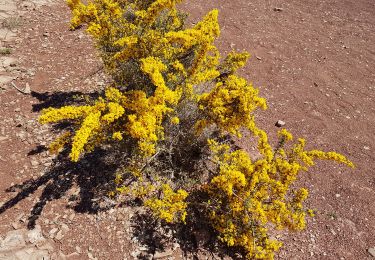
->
205 133 353 259
38 0 354 258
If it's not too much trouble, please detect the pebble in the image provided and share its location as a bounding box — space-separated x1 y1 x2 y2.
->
0 136 9 141
368 248 375 257
275 120 286 127
49 228 58 237
1 230 26 249
11 222 20 229
27 225 45 244
55 230 64 240
76 246 82 254
153 250 173 259
30 160 39 166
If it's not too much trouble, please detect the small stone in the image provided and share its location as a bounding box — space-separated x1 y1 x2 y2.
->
49 228 58 237
11 222 20 229
172 243 180 250
30 160 39 166
0 75 14 86
36 241 55 252
68 213 75 221
335 194 341 198
76 246 82 254
153 250 173 259
275 120 286 127
88 251 97 260
2 230 26 248
43 32 49 37
60 223 69 233
273 7 283 12
131 250 140 258
27 225 45 244
364 146 370 150
2 57 17 68
55 230 64 240
368 248 375 257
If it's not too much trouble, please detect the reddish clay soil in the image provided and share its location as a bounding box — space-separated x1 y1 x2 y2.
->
0 0 374 259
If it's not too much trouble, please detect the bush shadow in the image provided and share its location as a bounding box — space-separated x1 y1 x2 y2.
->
0 89 122 229
31 90 100 112
1 147 123 229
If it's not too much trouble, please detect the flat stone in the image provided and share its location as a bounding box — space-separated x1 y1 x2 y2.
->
153 250 173 259
14 247 50 260
0 75 14 86
1 230 26 249
368 247 375 257
27 225 45 244
0 136 9 141
54 230 63 240
30 160 39 166
1 57 17 68
0 0 17 12
0 29 17 42
11 222 20 230
36 241 53 251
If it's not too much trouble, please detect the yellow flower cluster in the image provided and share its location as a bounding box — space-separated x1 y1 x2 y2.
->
39 84 181 159
219 51 250 75
198 75 267 136
145 184 188 223
39 105 93 124
70 111 102 161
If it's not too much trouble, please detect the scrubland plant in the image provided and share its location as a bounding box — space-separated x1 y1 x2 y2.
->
39 0 354 258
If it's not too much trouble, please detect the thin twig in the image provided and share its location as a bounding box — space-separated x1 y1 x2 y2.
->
11 82 30 95
81 65 104 80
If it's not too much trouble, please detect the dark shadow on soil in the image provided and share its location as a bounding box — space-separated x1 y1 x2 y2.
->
27 145 48 156
31 90 100 112
0 89 125 229
1 147 121 229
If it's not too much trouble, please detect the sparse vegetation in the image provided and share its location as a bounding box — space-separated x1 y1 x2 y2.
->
1 17 23 30
0 47 12 55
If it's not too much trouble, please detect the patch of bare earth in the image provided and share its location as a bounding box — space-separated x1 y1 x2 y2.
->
0 0 374 259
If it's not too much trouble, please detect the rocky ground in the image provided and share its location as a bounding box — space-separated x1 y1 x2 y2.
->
0 0 374 259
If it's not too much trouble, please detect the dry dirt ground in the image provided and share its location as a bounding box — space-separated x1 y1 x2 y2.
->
0 0 374 259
